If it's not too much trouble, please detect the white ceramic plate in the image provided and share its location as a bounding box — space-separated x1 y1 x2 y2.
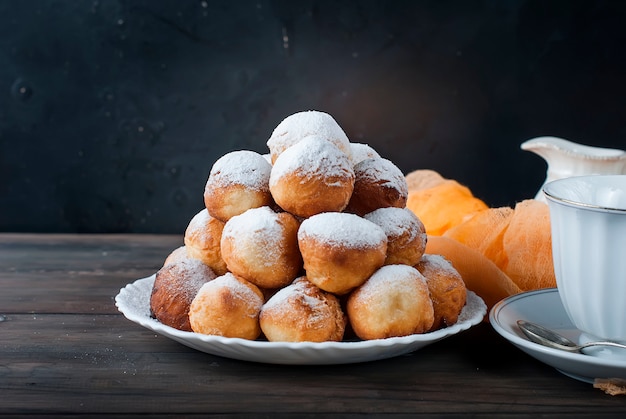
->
115 275 486 365
490 288 626 383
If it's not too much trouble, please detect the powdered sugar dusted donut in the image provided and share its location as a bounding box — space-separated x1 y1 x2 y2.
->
266 110 352 164
189 272 264 339
221 206 302 289
204 150 273 222
345 157 408 216
415 254 466 331
364 207 427 266
347 264 434 340
150 258 217 332
269 136 355 218
260 276 346 342
184 208 228 276
298 212 387 295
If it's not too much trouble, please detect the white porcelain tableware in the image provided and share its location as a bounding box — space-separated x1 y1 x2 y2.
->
521 137 626 202
490 288 626 383
517 320 626 353
543 174 626 342
115 275 486 365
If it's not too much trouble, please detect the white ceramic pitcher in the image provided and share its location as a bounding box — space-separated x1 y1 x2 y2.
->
521 136 626 201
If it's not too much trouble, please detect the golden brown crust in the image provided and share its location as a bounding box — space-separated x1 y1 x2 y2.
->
157 112 480 342
150 258 217 331
188 272 264 339
260 277 346 342
266 110 352 164
269 136 355 218
298 212 387 295
184 209 228 276
415 253 467 331
364 207 427 266
345 158 408 216
203 150 273 222
299 239 387 295
270 173 354 218
220 207 303 289
205 184 274 223
347 265 434 340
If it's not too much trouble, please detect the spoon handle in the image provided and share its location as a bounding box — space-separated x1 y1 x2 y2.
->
580 341 626 351
517 320 626 353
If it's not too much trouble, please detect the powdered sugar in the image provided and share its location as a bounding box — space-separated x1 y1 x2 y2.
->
186 208 211 234
117 275 486 358
156 258 216 303
221 207 284 265
209 150 272 190
364 207 424 241
419 253 459 277
298 212 387 248
262 277 337 330
355 158 408 197
201 273 263 316
223 207 281 237
267 110 351 159
350 142 381 165
185 208 222 246
269 135 354 184
355 264 426 302
263 278 315 310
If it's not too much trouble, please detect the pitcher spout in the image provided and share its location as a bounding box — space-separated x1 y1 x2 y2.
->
521 136 626 201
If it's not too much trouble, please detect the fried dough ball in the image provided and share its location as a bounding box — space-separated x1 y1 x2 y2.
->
150 258 217 331
347 264 434 340
221 206 303 289
188 272 264 339
184 208 228 276
364 207 427 266
269 136 355 218
162 245 188 267
298 212 387 295
415 254 467 331
344 157 408 216
260 277 347 342
350 142 381 165
203 150 273 222
266 110 352 164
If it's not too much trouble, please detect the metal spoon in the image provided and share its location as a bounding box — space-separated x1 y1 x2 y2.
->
516 320 626 354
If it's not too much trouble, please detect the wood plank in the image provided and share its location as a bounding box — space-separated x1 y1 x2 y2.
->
0 234 182 274
1 314 620 415
0 234 182 314
3 234 626 416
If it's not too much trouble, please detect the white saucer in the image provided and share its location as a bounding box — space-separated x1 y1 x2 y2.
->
490 288 626 383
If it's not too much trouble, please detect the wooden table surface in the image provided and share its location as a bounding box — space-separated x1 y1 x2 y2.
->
2 233 625 417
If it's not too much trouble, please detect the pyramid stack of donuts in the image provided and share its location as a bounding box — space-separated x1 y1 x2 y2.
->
149 110 467 342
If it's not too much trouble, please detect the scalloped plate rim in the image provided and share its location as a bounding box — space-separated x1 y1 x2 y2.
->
115 274 486 364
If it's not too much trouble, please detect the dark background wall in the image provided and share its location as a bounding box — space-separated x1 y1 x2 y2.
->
2 0 625 234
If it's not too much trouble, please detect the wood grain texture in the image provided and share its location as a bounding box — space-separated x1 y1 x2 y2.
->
0 233 182 314
1 233 624 416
